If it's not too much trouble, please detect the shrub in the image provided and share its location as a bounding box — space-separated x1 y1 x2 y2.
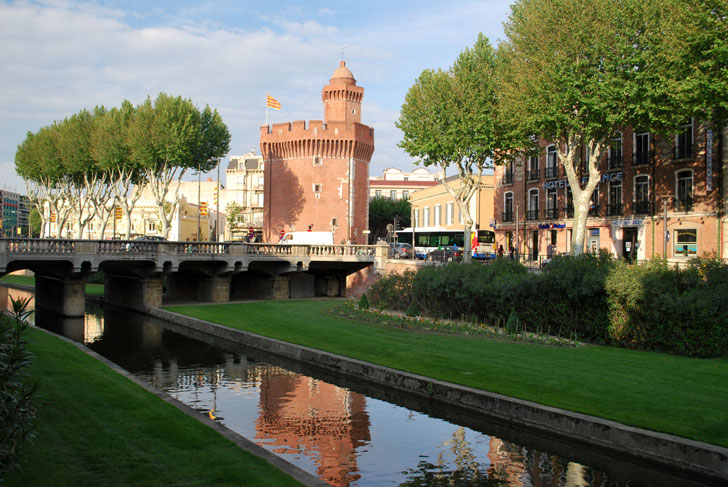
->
357 293 369 310
505 308 521 335
367 269 415 311
0 296 39 477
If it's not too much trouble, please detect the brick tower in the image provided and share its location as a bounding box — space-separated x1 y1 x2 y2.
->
261 61 375 244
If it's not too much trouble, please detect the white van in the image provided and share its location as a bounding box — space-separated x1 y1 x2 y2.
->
279 231 334 245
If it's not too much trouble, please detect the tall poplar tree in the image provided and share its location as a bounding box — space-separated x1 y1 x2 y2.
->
397 34 504 260
497 0 727 255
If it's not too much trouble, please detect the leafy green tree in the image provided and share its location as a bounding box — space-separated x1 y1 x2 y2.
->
368 196 411 243
397 34 503 260
129 94 230 239
28 208 41 238
225 201 244 238
497 0 728 255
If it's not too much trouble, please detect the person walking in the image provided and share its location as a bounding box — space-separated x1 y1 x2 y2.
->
498 244 505 259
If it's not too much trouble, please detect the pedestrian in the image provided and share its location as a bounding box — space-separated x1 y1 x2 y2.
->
509 244 515 260
498 244 505 258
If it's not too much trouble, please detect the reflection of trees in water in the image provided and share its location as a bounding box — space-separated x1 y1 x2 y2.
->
401 428 609 487
401 427 507 486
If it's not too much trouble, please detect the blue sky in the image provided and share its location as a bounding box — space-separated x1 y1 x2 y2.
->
0 0 511 192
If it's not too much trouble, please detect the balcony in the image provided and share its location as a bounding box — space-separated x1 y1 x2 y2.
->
606 203 623 217
502 210 514 222
633 200 651 215
633 150 650 166
501 171 514 185
544 166 558 179
526 169 540 181
545 207 560 219
526 209 539 221
674 197 693 212
607 154 623 171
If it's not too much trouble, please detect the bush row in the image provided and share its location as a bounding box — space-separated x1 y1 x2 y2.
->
365 255 728 357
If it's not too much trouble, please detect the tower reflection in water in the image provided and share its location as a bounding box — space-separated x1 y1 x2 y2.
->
7 295 690 487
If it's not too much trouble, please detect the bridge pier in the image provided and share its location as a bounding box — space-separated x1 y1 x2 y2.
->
35 274 87 318
104 274 164 312
199 276 231 303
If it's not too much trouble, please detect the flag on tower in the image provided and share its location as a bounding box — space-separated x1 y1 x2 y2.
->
266 94 281 110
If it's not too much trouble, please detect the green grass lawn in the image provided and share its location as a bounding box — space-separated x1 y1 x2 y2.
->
0 274 104 296
165 299 728 448
5 327 303 487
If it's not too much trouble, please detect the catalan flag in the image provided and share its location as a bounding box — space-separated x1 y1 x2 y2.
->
266 94 281 110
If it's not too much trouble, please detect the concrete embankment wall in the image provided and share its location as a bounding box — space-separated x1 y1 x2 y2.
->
150 306 727 483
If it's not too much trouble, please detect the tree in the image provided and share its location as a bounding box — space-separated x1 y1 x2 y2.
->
225 201 244 238
497 0 728 255
368 196 411 243
397 34 503 261
129 94 230 239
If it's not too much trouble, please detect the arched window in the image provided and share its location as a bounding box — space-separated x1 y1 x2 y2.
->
503 192 514 222
527 189 539 221
634 175 650 214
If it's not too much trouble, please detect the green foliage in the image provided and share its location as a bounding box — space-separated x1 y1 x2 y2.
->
377 256 728 358
406 300 420 318
505 308 520 335
366 270 416 311
0 296 38 478
368 197 411 243
357 293 369 310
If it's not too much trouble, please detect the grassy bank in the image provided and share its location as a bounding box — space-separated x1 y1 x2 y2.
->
165 299 728 448
5 327 302 487
0 274 104 296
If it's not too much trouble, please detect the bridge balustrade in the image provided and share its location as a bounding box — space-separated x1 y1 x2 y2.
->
175 242 230 255
248 243 292 255
2 238 76 254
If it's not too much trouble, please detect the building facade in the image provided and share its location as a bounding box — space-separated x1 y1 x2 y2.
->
494 123 727 263
369 167 441 201
260 61 375 244
224 151 265 240
410 175 495 233
0 190 21 238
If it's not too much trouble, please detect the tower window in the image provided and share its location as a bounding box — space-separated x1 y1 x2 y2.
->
313 156 322 166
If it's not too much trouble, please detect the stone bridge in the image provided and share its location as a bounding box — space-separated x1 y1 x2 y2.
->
0 238 385 317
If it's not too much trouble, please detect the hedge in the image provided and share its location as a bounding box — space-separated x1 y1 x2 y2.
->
366 255 728 358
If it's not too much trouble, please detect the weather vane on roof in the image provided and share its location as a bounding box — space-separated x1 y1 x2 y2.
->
341 46 346 61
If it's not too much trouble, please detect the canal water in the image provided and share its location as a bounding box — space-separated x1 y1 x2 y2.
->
3 288 712 487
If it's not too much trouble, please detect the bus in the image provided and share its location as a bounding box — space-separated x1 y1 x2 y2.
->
397 228 496 260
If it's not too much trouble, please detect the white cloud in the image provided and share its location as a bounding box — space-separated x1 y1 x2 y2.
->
0 0 509 192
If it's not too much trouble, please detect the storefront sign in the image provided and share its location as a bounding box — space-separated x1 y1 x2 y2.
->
611 219 643 227
590 228 600 236
707 129 713 192
538 223 566 229
542 172 622 190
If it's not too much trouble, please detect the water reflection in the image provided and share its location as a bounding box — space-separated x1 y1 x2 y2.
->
1 287 711 486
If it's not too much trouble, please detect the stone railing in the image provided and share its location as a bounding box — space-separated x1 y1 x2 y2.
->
2 238 76 254
309 245 375 257
247 243 293 255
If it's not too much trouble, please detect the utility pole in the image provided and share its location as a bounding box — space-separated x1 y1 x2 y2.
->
515 204 520 262
197 164 201 242
662 197 668 258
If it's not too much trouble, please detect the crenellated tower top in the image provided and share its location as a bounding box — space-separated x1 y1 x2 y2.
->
322 60 364 125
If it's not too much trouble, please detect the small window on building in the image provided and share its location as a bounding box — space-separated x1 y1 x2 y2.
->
675 119 693 160
390 190 397 200
331 217 338 227
414 209 420 227
402 190 409 200
446 202 454 225
313 183 322 199
423 207 430 227
674 229 697 257
375 190 382 198
147 221 156 233
313 156 322 166
676 170 693 211
434 205 441 226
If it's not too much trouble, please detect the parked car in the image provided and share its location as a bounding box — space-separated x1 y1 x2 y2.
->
426 245 463 263
390 242 412 259
126 235 166 251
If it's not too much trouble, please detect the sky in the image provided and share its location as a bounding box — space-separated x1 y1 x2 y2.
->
0 0 511 193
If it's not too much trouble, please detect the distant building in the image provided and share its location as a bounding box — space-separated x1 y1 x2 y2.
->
369 167 441 200
260 61 374 244
0 190 21 237
493 123 727 262
410 175 495 231
225 151 265 240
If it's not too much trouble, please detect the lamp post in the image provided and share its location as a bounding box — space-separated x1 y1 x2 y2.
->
197 163 201 242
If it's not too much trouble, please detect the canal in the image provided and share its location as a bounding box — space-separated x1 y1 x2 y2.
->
3 288 712 486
